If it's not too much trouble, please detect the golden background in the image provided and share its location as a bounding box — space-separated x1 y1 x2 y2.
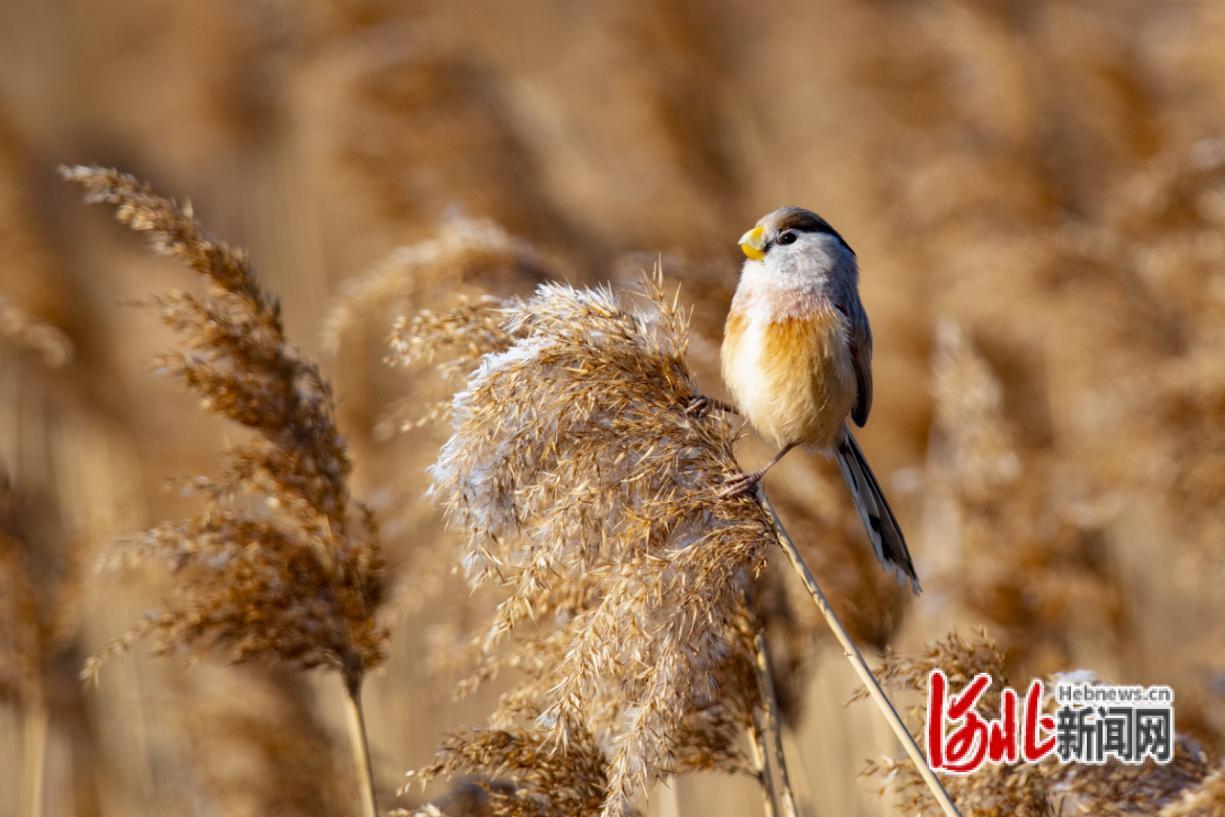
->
1 1 1223 815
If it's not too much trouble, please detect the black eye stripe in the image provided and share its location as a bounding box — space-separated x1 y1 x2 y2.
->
772 207 855 255
768 225 854 255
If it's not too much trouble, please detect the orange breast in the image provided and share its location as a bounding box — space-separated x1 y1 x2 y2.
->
722 307 856 449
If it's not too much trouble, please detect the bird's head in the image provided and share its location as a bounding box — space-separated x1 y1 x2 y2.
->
737 206 855 287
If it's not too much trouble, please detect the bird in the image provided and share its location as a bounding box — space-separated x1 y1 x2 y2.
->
718 206 920 592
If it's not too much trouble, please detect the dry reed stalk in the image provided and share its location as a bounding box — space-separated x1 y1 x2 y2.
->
0 229 118 817
21 695 47 817
0 467 91 817
0 488 41 815
746 718 776 817
759 495 962 817
750 630 799 817
175 666 357 817
62 165 388 817
344 683 379 817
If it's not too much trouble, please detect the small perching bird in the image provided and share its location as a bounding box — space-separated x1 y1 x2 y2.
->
720 206 920 592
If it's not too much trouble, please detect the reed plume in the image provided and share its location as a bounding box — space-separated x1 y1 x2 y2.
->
397 271 958 817
404 726 612 817
406 272 769 817
61 165 388 817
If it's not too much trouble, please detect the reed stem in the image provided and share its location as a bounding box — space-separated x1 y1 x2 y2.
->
751 630 800 817
343 679 379 817
759 493 962 817
748 719 779 817
22 698 48 817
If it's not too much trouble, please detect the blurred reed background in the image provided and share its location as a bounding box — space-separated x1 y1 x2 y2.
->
2 1 1225 815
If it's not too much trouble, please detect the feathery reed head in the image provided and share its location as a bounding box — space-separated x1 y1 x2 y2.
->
407 271 772 816
63 165 387 689
404 726 612 817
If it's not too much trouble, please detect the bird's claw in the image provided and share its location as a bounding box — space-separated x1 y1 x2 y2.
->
685 396 711 416
686 395 738 417
719 470 762 499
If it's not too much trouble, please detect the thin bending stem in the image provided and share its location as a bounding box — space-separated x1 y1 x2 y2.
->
23 698 48 817
759 493 962 817
748 718 778 817
752 630 800 817
343 679 379 817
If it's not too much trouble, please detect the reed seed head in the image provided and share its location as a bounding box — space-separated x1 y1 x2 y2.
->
409 271 773 816
63 166 387 689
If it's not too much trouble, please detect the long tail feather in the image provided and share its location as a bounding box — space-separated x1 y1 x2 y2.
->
835 428 921 594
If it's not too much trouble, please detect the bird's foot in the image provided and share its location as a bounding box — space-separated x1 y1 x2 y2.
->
685 395 738 417
685 396 712 416
719 469 763 499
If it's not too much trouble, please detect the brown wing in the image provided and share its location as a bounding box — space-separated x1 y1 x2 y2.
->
848 305 873 427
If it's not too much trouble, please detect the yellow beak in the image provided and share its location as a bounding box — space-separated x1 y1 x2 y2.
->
738 225 767 260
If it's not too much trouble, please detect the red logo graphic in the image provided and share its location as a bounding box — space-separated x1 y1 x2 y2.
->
926 670 1056 774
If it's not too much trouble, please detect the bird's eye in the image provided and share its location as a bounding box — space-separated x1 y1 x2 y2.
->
776 231 797 246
